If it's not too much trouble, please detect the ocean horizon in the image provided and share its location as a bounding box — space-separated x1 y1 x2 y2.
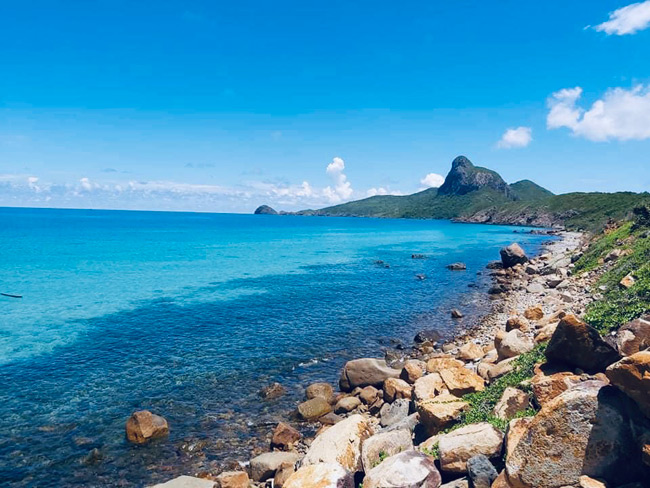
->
0 207 552 486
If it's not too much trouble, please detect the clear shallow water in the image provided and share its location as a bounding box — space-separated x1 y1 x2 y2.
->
0 208 551 487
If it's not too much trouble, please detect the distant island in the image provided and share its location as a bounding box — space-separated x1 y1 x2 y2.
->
256 156 649 232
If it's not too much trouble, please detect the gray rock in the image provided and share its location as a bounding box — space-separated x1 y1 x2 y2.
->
339 358 401 392
466 455 498 488
363 450 442 488
380 398 410 427
385 412 420 433
361 429 414 472
500 243 529 268
149 476 216 488
250 451 299 482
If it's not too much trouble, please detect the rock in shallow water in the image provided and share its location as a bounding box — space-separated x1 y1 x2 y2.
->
125 410 169 445
339 358 401 392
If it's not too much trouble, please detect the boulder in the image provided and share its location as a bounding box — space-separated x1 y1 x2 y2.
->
620 273 636 289
297 397 332 421
283 463 354 488
487 357 518 381
606 350 650 418
259 382 286 399
438 423 504 474
334 396 361 414
530 371 582 407
458 342 485 361
439 366 485 396
448 262 467 271
505 316 530 333
150 476 215 488
339 358 401 392
413 373 448 403
359 385 381 405
607 316 650 356
401 360 427 384
490 472 513 488
500 244 528 269
215 471 249 488
380 399 410 428
250 451 300 482
505 381 645 487
417 394 469 435
302 414 373 472
125 410 169 445
466 454 498 488
426 357 465 373
493 387 530 420
545 314 621 373
415 330 443 344
362 450 442 488
523 305 544 321
383 377 413 403
504 417 533 460
361 429 414 472
534 323 557 344
496 330 534 361
305 382 334 402
271 422 301 451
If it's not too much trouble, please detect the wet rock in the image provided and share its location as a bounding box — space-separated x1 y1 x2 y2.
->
339 358 401 392
496 330 534 361
466 454 498 488
505 381 645 487
297 397 332 421
150 476 217 488
302 414 374 473
448 262 467 271
359 385 381 405
438 422 504 474
215 471 249 488
606 350 650 418
305 382 334 402
283 463 354 488
81 448 103 465
125 410 169 445
361 429 414 472
383 377 413 403
363 450 442 488
451 309 464 319
417 393 469 435
413 254 428 259
493 387 530 420
500 243 528 269
401 360 427 384
505 316 530 333
458 342 485 361
607 315 650 356
250 451 299 482
334 396 361 414
523 305 544 321
380 399 410 427
271 422 301 451
415 329 443 344
259 382 286 400
545 314 621 373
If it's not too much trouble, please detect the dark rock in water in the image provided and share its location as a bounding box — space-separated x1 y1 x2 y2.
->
488 285 507 295
451 309 464 319
374 260 390 268
467 454 498 488
259 382 286 400
415 274 426 280
500 243 529 268
486 261 503 270
254 205 278 215
412 254 428 259
81 448 103 465
437 156 511 197
447 262 467 271
414 329 442 344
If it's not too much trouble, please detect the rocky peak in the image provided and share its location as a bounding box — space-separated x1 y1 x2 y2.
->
437 156 511 197
254 205 278 215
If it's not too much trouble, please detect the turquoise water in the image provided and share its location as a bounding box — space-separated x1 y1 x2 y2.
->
0 208 551 486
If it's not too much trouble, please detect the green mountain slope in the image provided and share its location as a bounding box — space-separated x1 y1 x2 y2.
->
510 180 554 201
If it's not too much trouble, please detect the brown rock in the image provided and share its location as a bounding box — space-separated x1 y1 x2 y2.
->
438 422 504 473
531 371 581 407
334 396 361 414
417 393 469 435
426 357 465 373
383 377 413 403
620 273 636 289
608 316 650 356
273 463 296 488
271 422 301 451
458 342 485 361
359 385 380 405
413 373 448 402
125 410 169 445
496 330 534 361
534 323 557 344
578 476 607 488
493 387 530 420
545 314 621 373
506 316 530 333
305 382 334 402
504 417 533 460
523 305 544 321
297 397 332 421
439 367 485 396
215 471 249 488
260 382 286 400
605 350 650 418
491 471 514 488
401 360 426 384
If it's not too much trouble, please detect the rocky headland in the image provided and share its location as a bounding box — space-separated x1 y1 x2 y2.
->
144 223 650 488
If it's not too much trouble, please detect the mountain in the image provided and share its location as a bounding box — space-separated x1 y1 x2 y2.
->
257 156 649 232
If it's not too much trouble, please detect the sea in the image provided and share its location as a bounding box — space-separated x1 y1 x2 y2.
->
0 207 552 487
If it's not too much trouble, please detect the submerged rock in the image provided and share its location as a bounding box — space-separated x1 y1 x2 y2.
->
259 382 286 400
125 410 169 445
447 262 467 271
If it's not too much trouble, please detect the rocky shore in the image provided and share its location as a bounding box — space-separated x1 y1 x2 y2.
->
144 231 650 488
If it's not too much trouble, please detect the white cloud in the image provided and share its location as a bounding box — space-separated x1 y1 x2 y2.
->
324 156 354 203
547 85 650 141
497 126 533 149
594 1 650 35
420 173 445 189
366 187 403 197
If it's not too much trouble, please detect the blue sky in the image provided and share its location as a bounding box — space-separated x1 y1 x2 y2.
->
1 0 649 212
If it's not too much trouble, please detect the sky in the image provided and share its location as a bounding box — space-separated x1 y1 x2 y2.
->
1 0 650 212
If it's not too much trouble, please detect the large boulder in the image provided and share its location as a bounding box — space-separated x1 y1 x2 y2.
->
283 463 354 488
339 358 401 392
297 397 332 421
426 357 465 373
500 243 529 269
607 316 650 356
530 371 582 407
305 382 334 402
271 422 301 450
125 410 169 444
417 394 469 435
439 367 485 396
505 381 645 487
606 350 650 418
545 314 620 373
413 373 448 403
250 451 300 482
438 422 504 474
362 450 442 488
301 414 374 472
383 377 413 403
496 330 534 361
334 396 361 414
361 429 414 472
